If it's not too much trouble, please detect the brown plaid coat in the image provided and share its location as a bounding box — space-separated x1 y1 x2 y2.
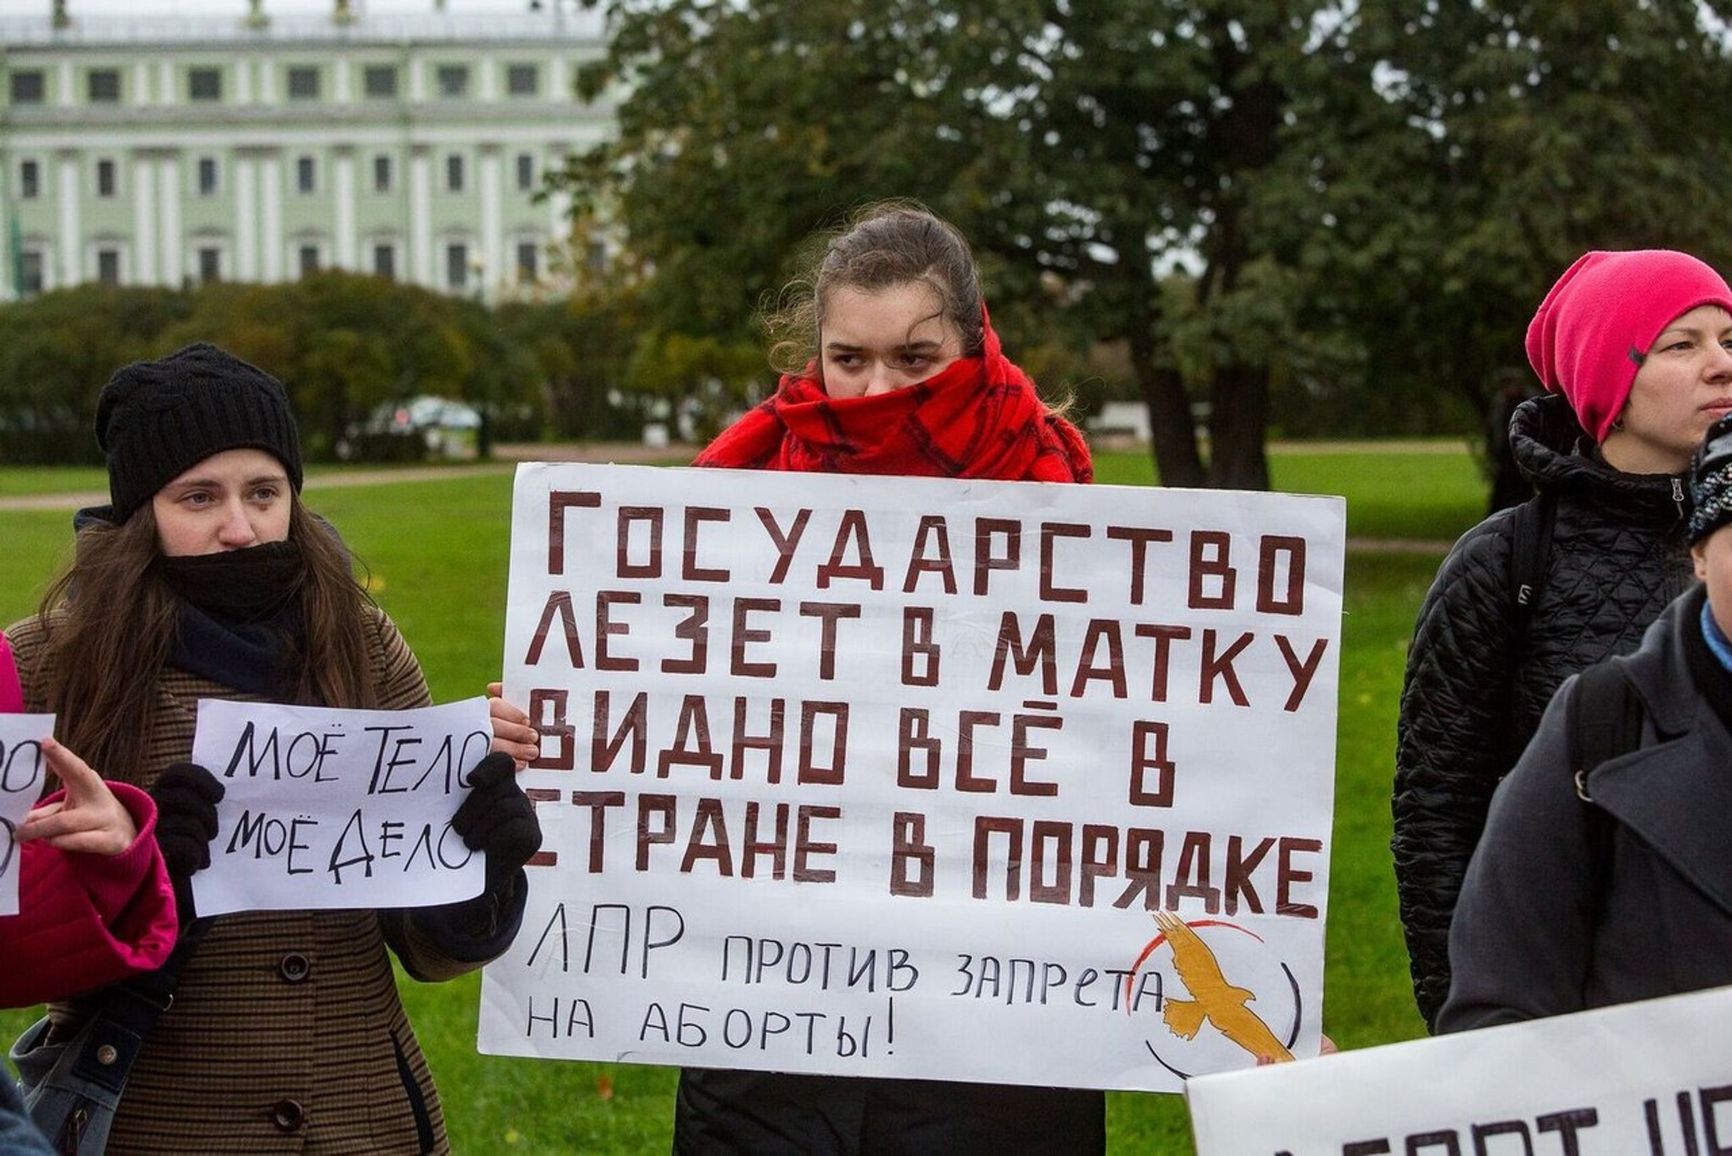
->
9 607 477 1155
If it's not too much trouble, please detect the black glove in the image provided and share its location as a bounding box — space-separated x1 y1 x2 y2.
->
150 761 225 924
451 752 542 890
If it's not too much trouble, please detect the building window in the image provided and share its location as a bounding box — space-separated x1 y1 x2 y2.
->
445 242 469 291
506 64 539 97
445 154 465 193
198 246 222 284
188 67 223 102
516 239 539 282
363 65 398 99
373 154 393 193
296 155 317 194
10 71 45 105
435 65 470 99
19 250 44 297
515 152 535 192
286 66 321 101
373 243 396 281
96 247 121 286
87 69 121 103
587 240 608 273
196 156 220 197
96 159 118 199
298 245 321 278
18 160 39 200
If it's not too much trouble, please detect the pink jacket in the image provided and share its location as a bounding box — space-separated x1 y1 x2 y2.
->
1 631 179 1007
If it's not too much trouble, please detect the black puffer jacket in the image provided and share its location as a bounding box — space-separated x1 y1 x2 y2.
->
1392 393 1695 1030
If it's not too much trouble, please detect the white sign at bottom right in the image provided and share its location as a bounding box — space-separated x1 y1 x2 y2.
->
1186 985 1732 1155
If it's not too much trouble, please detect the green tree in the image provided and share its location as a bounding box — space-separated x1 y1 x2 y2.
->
0 285 191 462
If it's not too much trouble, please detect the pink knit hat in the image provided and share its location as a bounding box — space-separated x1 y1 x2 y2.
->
1525 250 1732 443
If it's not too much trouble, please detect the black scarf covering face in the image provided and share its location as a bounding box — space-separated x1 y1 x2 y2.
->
155 541 308 696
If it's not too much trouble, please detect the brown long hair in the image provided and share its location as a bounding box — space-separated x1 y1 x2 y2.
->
34 497 377 786
764 200 986 376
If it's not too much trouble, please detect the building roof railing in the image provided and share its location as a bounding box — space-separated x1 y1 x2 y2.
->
0 10 606 49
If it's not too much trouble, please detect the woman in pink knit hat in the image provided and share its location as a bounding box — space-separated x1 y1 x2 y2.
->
1392 249 1732 1032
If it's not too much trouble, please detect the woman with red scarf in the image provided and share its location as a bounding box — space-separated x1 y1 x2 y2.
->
681 203 1100 1154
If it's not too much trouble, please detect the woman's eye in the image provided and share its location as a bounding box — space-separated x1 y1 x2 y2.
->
182 492 212 507
251 487 280 503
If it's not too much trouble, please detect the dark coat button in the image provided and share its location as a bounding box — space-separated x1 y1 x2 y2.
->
271 1099 305 1132
278 952 311 983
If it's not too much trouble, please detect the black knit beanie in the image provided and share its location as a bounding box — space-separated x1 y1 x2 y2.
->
1689 411 1732 545
95 343 303 522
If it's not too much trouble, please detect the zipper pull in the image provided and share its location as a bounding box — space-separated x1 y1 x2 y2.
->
1673 476 1686 519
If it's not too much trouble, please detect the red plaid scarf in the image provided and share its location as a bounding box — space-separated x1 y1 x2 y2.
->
694 310 1092 483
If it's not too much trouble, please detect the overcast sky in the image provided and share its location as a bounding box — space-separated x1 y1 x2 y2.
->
0 0 544 15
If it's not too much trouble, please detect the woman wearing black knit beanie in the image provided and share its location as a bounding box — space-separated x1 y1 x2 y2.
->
5 343 542 1155
1440 411 1732 1032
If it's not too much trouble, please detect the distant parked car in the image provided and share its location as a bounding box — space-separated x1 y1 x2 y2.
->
339 396 482 462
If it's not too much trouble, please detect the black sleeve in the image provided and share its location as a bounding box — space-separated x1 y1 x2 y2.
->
1436 679 1597 1032
1392 513 1521 1030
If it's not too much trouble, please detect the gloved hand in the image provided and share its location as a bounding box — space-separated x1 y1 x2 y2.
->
150 761 225 923
451 752 542 889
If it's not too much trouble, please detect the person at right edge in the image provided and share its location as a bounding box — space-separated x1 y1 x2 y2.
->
1439 410 1732 1029
1393 249 1732 1030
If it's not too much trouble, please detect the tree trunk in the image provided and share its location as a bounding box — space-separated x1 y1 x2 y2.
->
1207 361 1270 490
1128 323 1205 488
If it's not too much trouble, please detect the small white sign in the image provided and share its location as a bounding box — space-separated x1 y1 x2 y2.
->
1187 986 1732 1154
190 697 491 916
0 714 53 916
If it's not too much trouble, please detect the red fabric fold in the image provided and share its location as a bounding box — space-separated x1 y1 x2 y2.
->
696 310 1092 483
3 783 179 1008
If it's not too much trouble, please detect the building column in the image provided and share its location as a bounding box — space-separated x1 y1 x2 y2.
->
549 55 568 102
132 150 158 285
57 151 80 287
158 153 183 287
258 58 276 105
547 147 571 250
132 60 151 107
260 152 283 281
334 147 357 269
57 61 74 107
410 145 433 287
479 144 501 300
235 153 258 280
236 58 253 105
333 59 351 105
478 58 496 102
157 60 174 106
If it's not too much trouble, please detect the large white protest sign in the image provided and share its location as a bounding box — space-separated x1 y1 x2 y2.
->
479 463 1344 1091
190 697 490 916
1187 985 1732 1155
0 714 53 916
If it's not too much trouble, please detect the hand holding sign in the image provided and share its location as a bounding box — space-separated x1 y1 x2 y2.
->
15 738 138 856
485 682 541 769
151 761 225 922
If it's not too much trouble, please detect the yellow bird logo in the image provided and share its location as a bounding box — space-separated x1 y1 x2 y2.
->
1154 910 1293 1063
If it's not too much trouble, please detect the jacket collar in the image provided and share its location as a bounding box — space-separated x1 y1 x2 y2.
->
1511 394 1689 524
1591 584 1732 919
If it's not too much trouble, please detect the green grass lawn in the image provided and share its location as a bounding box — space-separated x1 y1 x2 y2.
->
0 450 1468 1153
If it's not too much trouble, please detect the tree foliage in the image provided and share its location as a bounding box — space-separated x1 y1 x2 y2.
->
565 0 1732 488
0 274 585 463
